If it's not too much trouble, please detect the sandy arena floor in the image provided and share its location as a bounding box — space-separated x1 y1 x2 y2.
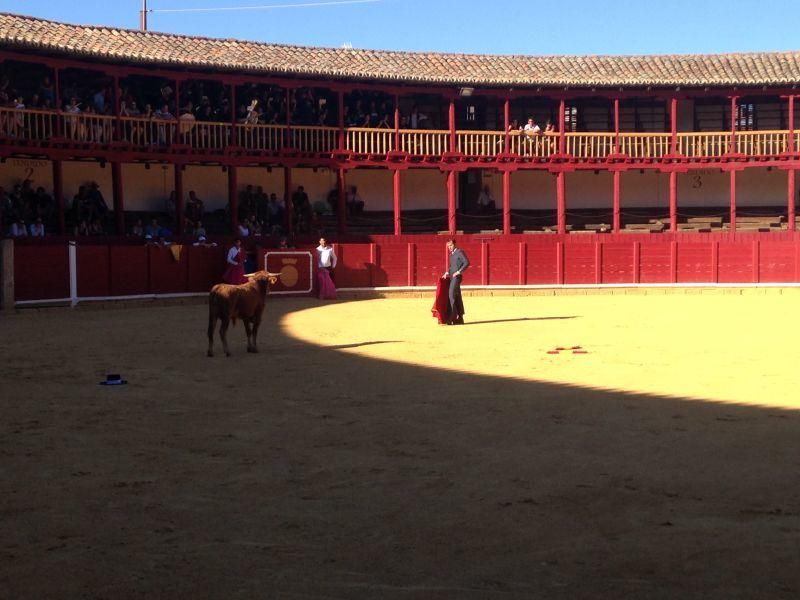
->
2 292 800 599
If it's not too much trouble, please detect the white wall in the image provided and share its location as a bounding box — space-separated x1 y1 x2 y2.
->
1 161 790 214
620 171 668 208
347 169 393 211
122 163 173 212
511 171 557 209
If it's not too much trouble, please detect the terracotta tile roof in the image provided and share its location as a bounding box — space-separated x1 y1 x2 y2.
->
2 12 800 88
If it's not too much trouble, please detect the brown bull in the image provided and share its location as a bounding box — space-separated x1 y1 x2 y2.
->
207 270 280 357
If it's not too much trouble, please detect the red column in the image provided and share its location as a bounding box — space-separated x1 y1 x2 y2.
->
113 75 121 142
558 99 566 155
393 169 402 235
52 159 65 234
285 87 293 149
613 98 620 154
338 89 345 150
284 167 293 234
502 170 511 235
226 166 237 235
448 98 456 153
503 97 510 153
788 168 796 232
112 161 125 235
229 83 237 146
175 165 185 235
612 170 621 233
789 95 795 154
394 94 400 152
729 96 738 154
670 97 678 155
556 171 566 234
669 171 678 233
447 171 457 234
337 168 347 235
54 67 62 137
729 169 737 231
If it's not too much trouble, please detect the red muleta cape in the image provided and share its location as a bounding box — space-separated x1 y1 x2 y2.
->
431 277 449 324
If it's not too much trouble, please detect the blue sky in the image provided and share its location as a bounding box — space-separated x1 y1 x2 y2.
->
4 0 800 56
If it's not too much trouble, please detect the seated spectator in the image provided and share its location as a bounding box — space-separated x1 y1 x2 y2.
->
131 219 144 237
476 185 496 214
165 191 176 219
192 235 217 247
237 218 250 237
186 190 204 222
346 185 364 216
156 235 171 247
145 218 161 238
378 113 392 129
89 219 105 236
74 220 90 236
10 219 27 237
29 217 45 237
192 220 207 239
544 120 555 134
34 187 53 221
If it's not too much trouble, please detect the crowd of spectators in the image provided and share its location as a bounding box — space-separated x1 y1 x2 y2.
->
1 179 54 237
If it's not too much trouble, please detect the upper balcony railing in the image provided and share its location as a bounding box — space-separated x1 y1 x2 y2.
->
1 107 798 163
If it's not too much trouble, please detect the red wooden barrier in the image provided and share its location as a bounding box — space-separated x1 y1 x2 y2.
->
110 245 149 296
76 245 110 297
14 244 69 301
14 234 800 303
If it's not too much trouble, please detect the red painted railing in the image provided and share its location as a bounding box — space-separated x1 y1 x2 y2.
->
1 108 799 162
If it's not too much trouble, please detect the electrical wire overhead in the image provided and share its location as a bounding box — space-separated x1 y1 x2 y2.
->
150 0 382 14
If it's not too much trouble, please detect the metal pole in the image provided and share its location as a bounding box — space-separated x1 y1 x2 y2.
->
139 0 148 31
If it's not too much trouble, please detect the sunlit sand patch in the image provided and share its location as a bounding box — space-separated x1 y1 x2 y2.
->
282 294 800 409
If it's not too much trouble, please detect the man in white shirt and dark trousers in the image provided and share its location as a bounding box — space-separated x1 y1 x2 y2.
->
316 237 337 281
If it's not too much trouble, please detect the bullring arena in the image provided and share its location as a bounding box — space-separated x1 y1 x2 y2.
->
3 6 800 599
3 291 800 598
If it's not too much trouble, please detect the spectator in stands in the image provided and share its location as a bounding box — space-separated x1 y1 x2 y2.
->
409 105 429 129
192 220 207 239
193 235 217 247
186 190 204 222
34 187 53 222
178 101 196 141
145 218 161 238
64 97 82 140
523 118 541 135
154 104 175 145
92 87 106 114
88 182 108 221
74 219 90 236
378 113 392 129
10 218 27 237
346 185 364 216
267 192 284 230
237 218 250 237
544 120 555 134
476 185 496 214
327 187 339 215
29 217 45 237
38 76 55 107
292 185 311 228
165 190 176 220
255 186 269 223
89 219 104 236
131 219 144 237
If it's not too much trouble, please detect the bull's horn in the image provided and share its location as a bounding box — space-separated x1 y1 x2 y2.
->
244 272 257 278
265 271 282 277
